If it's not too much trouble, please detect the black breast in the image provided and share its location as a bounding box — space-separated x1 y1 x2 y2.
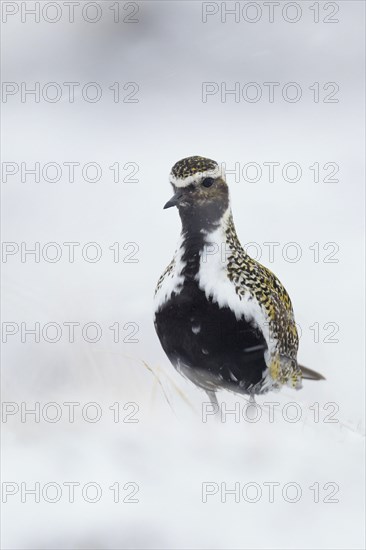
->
154 279 268 395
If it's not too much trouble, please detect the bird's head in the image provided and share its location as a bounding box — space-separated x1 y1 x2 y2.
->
164 156 229 229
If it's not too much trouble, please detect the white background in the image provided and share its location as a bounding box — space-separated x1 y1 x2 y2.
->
1 1 365 548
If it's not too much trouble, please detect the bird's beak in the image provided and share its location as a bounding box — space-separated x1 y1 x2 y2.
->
163 191 183 209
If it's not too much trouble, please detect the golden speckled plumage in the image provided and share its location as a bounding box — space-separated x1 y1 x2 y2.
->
224 212 302 388
171 156 218 180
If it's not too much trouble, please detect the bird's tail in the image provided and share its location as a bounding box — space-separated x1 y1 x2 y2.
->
299 365 326 381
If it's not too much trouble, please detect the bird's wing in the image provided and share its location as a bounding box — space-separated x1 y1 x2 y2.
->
255 263 299 357
228 256 301 388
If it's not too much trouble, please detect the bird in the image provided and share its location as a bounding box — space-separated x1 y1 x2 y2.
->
153 156 324 406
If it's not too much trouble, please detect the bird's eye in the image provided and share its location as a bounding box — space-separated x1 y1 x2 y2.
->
202 177 214 188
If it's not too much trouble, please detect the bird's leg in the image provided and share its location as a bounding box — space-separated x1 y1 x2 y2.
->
206 390 219 408
249 393 256 404
202 390 220 422
242 392 258 422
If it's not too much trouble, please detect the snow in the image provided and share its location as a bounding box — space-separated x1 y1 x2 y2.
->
1 1 365 549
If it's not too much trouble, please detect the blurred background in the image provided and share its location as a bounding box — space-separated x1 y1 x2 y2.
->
1 1 365 548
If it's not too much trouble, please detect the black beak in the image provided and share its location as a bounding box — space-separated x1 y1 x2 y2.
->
163 191 183 209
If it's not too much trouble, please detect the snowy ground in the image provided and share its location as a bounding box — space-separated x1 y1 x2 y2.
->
1 1 365 548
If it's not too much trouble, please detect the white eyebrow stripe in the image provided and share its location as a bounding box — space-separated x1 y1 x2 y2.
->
169 165 225 188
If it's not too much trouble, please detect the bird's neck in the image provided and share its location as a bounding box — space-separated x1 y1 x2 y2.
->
178 208 242 279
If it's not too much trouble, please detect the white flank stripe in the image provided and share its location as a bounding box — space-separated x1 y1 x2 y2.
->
196 208 277 364
154 235 186 312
